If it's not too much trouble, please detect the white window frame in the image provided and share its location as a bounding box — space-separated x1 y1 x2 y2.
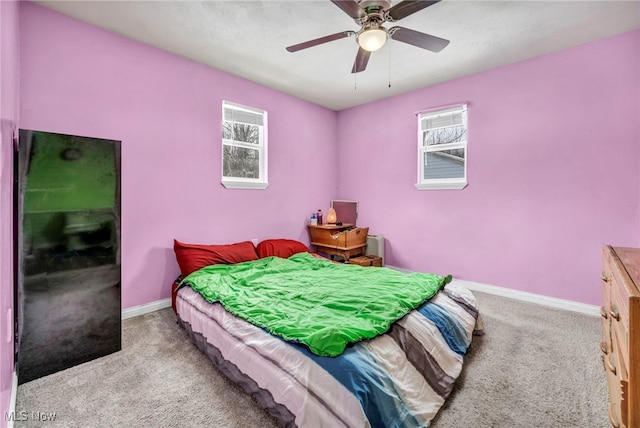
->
415 103 468 190
221 101 268 189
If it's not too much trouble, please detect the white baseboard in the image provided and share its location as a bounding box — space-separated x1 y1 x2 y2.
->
452 279 599 316
386 265 600 317
122 298 171 320
7 370 17 428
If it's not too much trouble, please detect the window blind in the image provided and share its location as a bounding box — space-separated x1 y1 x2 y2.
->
223 101 264 126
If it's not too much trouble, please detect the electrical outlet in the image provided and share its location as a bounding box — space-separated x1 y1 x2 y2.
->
7 308 12 343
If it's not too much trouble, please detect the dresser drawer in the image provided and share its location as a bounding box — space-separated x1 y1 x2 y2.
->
609 254 632 376
604 329 627 428
605 364 623 428
602 252 614 354
610 256 631 324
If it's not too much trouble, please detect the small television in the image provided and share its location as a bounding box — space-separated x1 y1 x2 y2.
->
331 200 358 226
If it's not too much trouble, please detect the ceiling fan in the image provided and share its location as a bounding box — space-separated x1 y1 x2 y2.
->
286 0 450 74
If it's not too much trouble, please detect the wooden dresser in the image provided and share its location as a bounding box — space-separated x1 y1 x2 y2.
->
601 246 640 428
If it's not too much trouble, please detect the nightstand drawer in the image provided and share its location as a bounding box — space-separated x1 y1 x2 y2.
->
309 225 368 248
348 255 383 267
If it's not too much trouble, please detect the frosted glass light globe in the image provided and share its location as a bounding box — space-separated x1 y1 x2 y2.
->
357 28 388 52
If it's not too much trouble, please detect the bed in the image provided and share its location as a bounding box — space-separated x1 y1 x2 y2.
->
173 239 481 427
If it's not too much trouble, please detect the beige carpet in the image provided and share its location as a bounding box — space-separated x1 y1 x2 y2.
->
14 291 608 427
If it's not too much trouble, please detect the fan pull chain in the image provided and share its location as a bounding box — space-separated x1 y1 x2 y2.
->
354 71 357 91
388 43 392 88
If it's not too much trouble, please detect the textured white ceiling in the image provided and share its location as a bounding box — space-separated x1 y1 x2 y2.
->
35 0 640 111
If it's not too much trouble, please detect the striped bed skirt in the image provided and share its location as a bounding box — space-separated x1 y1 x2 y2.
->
176 281 481 427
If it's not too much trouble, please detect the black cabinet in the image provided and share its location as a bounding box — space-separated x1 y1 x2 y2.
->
16 130 121 384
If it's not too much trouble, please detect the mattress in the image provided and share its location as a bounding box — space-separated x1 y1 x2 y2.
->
176 280 480 428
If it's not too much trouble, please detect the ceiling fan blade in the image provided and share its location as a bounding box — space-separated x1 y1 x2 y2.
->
385 0 440 22
389 26 449 52
330 0 365 19
351 48 371 73
286 31 355 52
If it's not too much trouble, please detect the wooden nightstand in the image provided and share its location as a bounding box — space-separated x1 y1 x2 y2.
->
307 224 368 261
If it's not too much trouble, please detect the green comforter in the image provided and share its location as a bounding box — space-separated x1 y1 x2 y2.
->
182 252 450 357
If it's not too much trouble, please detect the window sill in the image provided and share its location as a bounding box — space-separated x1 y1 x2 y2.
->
415 180 467 190
221 180 269 190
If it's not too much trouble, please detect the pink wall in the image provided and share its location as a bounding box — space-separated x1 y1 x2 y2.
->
0 0 19 424
337 30 640 306
19 2 338 309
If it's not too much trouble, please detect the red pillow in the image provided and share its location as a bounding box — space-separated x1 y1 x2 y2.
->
174 239 258 277
257 239 309 259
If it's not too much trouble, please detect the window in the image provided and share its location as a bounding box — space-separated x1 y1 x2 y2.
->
416 104 468 190
221 101 268 189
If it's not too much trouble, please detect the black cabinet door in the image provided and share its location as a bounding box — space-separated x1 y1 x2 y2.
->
16 130 121 384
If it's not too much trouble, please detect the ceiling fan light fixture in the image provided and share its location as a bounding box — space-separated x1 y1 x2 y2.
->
286 0 450 74
357 26 388 52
